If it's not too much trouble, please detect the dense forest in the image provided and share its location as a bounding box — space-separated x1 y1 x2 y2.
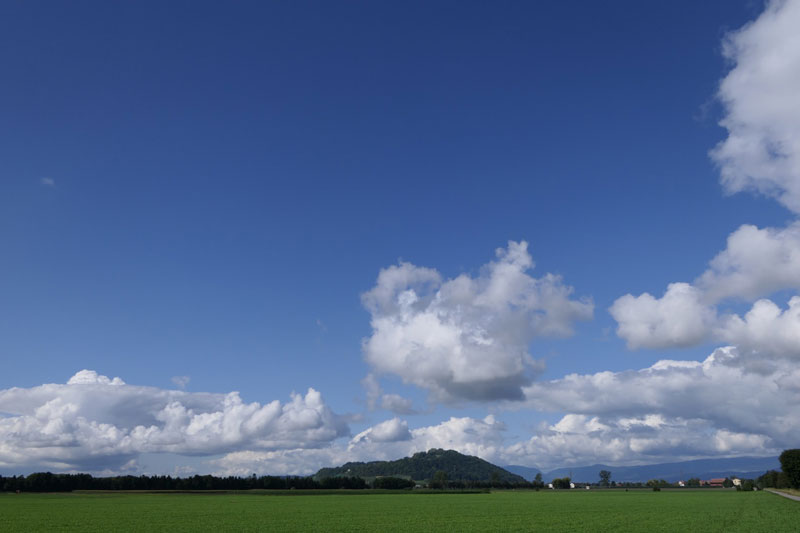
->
315 448 526 483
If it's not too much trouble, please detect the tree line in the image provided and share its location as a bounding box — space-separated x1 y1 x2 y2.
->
0 473 366 492
0 471 544 493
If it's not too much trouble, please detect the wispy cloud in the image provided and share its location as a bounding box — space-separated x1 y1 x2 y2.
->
361 374 417 414
171 376 191 389
40 177 55 187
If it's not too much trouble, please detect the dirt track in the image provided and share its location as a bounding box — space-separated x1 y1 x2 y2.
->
766 489 800 502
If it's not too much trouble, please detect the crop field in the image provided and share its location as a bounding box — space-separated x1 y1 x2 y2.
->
1 490 799 532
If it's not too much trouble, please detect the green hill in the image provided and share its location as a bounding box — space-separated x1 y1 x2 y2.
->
314 448 526 483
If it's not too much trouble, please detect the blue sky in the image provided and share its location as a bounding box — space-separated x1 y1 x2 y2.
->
2 0 800 476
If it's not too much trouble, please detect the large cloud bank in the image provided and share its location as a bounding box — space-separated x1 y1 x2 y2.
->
361 241 592 402
215 340 798 474
0 371 347 472
4 342 796 475
514 346 797 466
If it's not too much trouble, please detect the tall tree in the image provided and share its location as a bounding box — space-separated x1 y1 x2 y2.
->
431 470 448 489
599 470 611 487
779 449 800 489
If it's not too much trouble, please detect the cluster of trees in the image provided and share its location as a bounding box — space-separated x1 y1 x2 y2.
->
757 470 790 489
0 473 367 493
551 477 571 489
646 479 670 489
371 477 415 490
756 449 800 490
427 470 538 490
683 478 732 488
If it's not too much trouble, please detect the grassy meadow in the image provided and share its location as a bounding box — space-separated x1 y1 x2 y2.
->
1 489 799 532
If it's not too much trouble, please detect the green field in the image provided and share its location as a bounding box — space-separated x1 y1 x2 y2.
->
1 490 798 532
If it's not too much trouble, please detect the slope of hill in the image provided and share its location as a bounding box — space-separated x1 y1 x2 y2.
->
505 456 779 483
504 465 542 480
315 449 526 483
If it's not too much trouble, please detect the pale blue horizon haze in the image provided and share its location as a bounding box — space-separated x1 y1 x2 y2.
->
2 0 800 476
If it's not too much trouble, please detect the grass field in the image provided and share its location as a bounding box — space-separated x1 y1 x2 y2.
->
1 489 799 532
772 488 800 498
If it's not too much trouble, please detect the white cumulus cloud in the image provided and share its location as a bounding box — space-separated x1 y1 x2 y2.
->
0 371 348 473
362 241 592 402
503 415 773 469
350 417 411 445
609 283 716 349
711 0 800 214
612 223 800 354
699 222 800 302
511 346 797 467
717 296 800 359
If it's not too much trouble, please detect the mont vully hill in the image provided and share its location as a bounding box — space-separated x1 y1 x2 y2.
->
315 449 526 483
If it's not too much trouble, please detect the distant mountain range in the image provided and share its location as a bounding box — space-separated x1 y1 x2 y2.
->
505 456 780 483
315 449 525 483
